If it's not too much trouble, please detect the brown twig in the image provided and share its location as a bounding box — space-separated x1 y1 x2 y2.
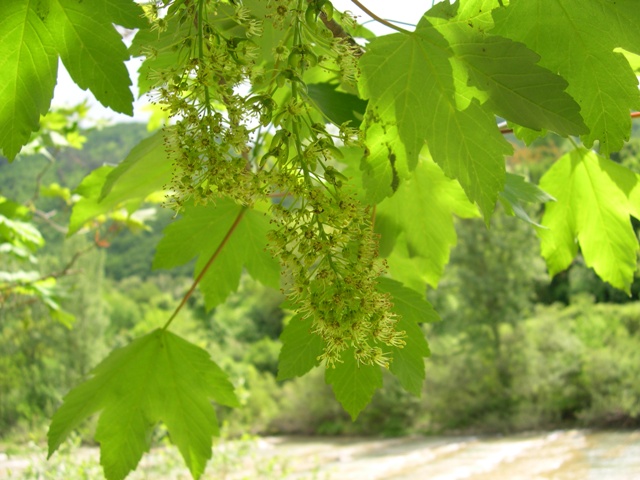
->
349 0 410 34
163 206 248 330
318 11 364 55
32 209 68 234
30 154 54 203
501 112 640 135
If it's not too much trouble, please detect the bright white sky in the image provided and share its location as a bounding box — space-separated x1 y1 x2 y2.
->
52 1 435 123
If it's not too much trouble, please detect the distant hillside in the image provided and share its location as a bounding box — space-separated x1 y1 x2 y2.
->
0 123 187 280
0 123 150 201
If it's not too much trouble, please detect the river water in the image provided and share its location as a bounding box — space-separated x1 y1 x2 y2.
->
2 429 639 479
253 430 640 479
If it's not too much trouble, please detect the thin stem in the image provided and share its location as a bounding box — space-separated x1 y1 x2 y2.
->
0 243 95 294
32 209 68 234
350 0 411 34
502 112 639 135
197 0 212 114
162 206 247 330
30 154 54 203
567 136 580 149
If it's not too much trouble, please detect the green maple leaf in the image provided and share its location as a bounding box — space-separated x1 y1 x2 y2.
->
0 0 146 159
277 313 325 381
499 173 555 228
48 329 239 480
378 278 437 396
94 0 147 30
153 200 280 310
376 157 478 289
324 277 437 417
306 83 367 126
68 132 170 235
0 1 58 160
47 0 141 115
430 0 587 137
539 148 640 293
359 9 512 218
359 1 588 215
99 131 171 202
492 0 640 155
325 347 383 420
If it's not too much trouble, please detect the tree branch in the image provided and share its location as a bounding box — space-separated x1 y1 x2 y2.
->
349 0 411 34
501 112 640 135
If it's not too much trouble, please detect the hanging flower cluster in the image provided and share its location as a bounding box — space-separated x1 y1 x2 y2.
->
145 0 405 367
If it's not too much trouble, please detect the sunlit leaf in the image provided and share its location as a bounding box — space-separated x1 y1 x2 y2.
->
48 329 238 480
0 1 58 160
376 157 478 289
539 148 640 292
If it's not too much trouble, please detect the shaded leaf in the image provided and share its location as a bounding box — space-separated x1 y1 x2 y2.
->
277 314 324 381
430 1 587 136
325 347 383 420
306 83 367 126
493 0 640 155
68 132 170 235
153 200 280 310
100 131 170 201
378 278 436 395
499 173 554 227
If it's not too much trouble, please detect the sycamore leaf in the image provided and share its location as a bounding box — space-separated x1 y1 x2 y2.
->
509 123 547 145
48 329 238 480
378 278 436 396
47 0 140 115
95 0 148 30
376 157 478 289
499 173 555 228
68 166 116 235
0 1 58 160
429 1 587 137
325 347 383 420
306 83 367 126
0 0 145 158
100 131 170 201
359 10 512 218
492 0 640 156
539 148 640 293
153 200 280 310
68 132 170 235
277 314 325 381
324 278 437 415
